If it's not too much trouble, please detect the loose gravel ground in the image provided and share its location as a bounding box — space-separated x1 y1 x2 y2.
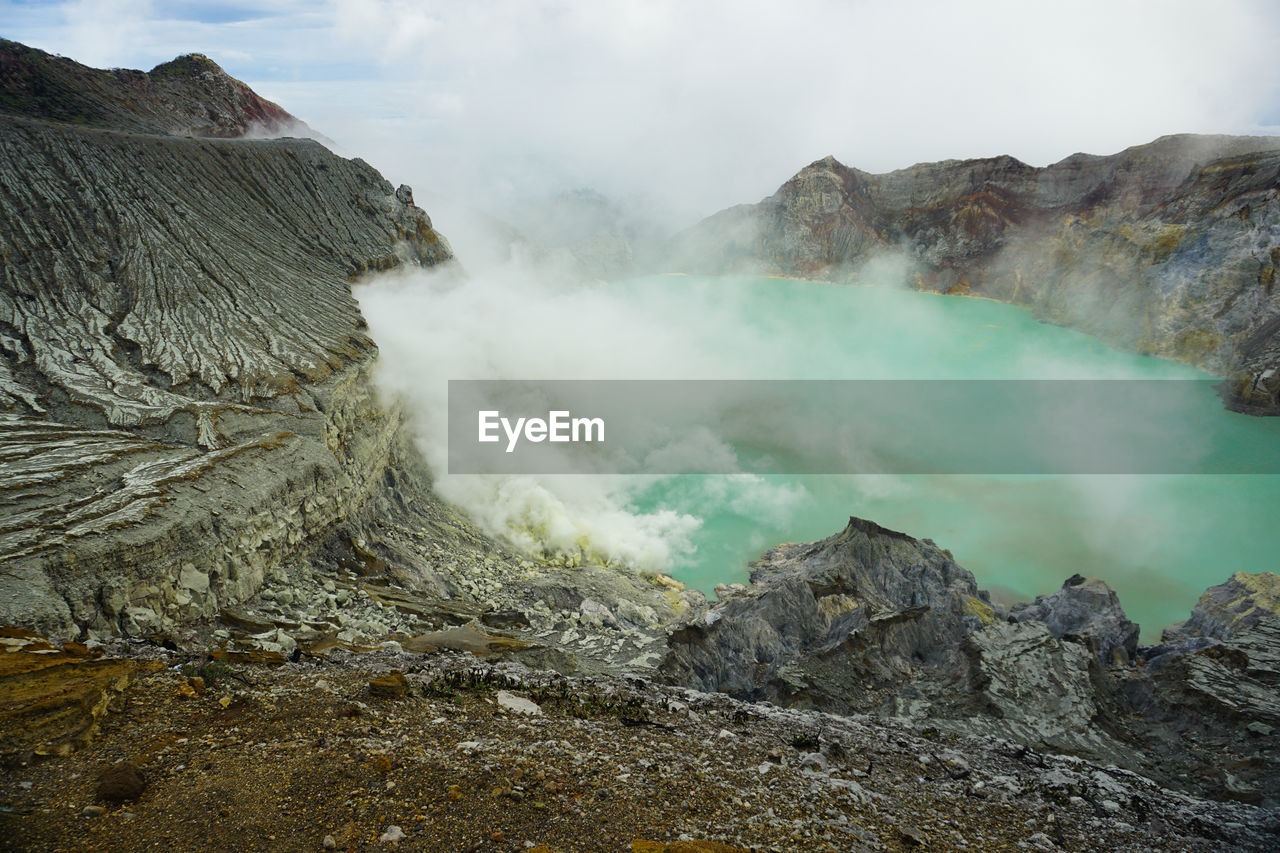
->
2 646 1276 852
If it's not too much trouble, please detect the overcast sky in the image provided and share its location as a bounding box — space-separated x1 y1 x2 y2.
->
5 0 1280 226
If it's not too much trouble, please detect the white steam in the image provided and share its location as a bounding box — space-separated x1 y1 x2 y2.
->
356 249 813 571
357 246 1213 583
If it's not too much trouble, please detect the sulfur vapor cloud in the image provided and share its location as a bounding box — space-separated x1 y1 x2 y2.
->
355 250 930 572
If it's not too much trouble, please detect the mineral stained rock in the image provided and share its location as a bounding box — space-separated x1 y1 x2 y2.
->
1163 570 1280 641
0 38 308 137
0 629 159 764
668 136 1280 412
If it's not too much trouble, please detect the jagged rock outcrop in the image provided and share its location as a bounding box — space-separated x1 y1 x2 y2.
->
1163 571 1280 641
1010 574 1140 665
668 135 1280 412
661 516 1280 801
1139 572 1280 796
660 518 1132 763
661 517 994 710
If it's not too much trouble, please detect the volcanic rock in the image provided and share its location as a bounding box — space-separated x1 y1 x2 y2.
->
1009 574 1141 665
669 136 1280 413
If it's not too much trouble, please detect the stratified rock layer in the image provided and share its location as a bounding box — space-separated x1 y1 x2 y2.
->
0 41 462 636
670 136 1280 412
0 628 158 764
0 113 444 433
0 42 698 666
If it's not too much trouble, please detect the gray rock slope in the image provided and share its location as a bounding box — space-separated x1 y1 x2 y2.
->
668 135 1280 413
661 516 1280 803
0 44 695 653
0 103 448 635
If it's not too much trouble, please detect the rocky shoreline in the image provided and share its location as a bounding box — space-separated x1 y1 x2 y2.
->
662 518 1280 803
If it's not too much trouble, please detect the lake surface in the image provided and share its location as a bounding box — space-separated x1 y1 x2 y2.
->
362 267 1280 640
613 275 1280 639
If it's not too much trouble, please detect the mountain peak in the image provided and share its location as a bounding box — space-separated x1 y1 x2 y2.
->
148 52 227 78
806 153 847 170
0 38 306 138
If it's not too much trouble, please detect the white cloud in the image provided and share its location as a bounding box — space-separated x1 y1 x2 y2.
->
307 0 1280 224
6 0 1280 225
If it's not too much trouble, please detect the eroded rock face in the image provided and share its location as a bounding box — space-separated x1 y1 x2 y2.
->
0 117 450 634
0 629 159 764
938 620 1123 759
668 135 1280 413
0 44 460 637
0 42 704 666
661 517 991 710
0 113 447 434
1140 571 1280 781
1164 571 1280 641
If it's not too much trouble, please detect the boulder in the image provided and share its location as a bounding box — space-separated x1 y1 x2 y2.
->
97 762 147 802
661 516 984 711
1010 574 1140 665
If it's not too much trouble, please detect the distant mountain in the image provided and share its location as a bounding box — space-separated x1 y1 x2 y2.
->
668 135 1280 413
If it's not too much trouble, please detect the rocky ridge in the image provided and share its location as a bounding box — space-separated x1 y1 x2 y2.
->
667 136 1280 413
0 39 305 137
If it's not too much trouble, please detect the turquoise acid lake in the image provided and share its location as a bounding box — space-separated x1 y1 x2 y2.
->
608 275 1280 640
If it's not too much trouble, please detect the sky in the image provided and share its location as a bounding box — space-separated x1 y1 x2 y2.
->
5 0 1280 227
